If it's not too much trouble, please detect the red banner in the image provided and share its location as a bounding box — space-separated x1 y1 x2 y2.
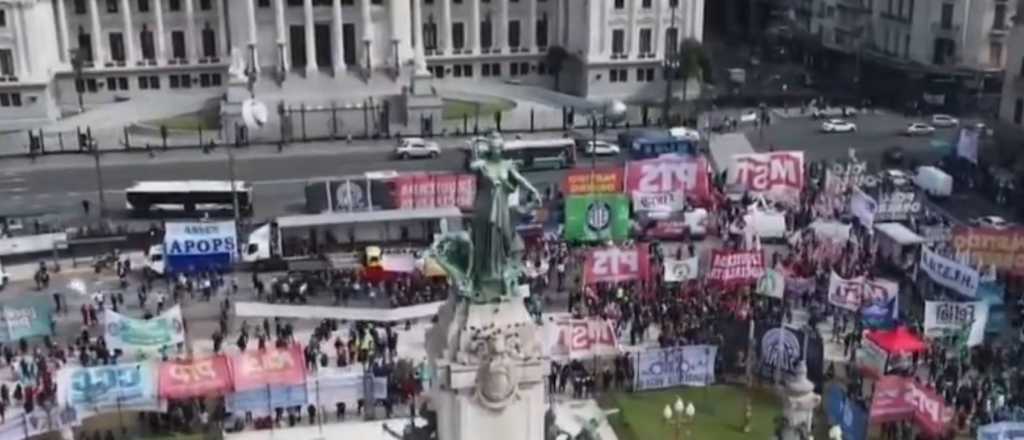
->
229 345 306 391
624 156 710 209
390 173 476 210
159 355 233 399
952 226 1024 271
583 244 651 284
564 168 624 195
869 376 954 437
707 250 765 286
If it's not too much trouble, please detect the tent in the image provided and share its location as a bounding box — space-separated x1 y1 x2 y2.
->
866 327 928 355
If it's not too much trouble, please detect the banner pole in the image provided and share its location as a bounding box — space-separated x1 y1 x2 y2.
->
267 383 274 435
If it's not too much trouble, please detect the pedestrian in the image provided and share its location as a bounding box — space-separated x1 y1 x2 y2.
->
81 200 90 216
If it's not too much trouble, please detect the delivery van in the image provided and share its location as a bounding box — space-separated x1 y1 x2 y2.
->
743 197 787 240
913 166 952 198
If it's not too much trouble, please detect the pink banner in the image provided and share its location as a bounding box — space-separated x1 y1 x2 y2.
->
869 376 955 437
727 151 804 203
229 345 306 391
545 318 619 358
414 174 436 208
624 157 710 209
707 250 765 287
583 244 651 284
159 355 233 399
434 174 458 208
390 173 476 210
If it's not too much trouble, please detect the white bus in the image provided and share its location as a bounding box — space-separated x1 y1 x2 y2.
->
464 136 577 171
125 180 254 217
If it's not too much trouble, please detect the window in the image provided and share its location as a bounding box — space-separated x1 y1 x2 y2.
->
258 0 270 6
171 31 186 59
106 77 117 90
202 25 217 57
452 22 465 49
109 33 126 62
211 73 221 86
639 28 652 55
614 0 624 9
119 77 128 90
491 62 500 76
0 94 8 107
609 69 627 82
481 18 492 49
140 26 155 60
453 64 463 77
536 14 548 48
1015 98 1023 124
180 74 191 88
463 64 473 77
424 20 438 50
200 0 212 10
940 3 953 29
9 93 20 107
665 27 678 55
170 74 190 88
508 20 520 48
149 76 160 89
510 62 519 76
482 63 490 76
170 75 179 88
106 0 118 13
994 2 1007 29
74 0 87 14
78 32 94 61
0 9 6 27
642 0 652 7
200 73 211 87
139 76 150 89
990 42 1003 66
0 49 13 76
636 67 654 82
611 29 625 55
669 0 679 7
138 0 150 12
86 78 98 92
169 0 181 11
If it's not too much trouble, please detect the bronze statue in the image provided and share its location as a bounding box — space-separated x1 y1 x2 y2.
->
430 131 542 303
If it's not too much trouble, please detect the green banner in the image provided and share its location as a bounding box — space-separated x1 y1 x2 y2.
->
564 194 631 243
0 296 53 342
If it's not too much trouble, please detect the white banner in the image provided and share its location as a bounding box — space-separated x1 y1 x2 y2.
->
827 272 899 312
635 345 717 390
631 191 685 212
756 269 785 298
726 152 805 203
849 188 877 229
543 317 619 359
663 257 699 282
923 301 988 347
104 306 186 354
957 128 980 164
978 422 1024 440
919 247 980 298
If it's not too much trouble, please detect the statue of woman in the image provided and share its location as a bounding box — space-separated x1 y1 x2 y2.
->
430 132 542 303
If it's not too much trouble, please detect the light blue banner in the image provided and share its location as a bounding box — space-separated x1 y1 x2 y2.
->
0 296 53 342
825 384 867 440
57 362 159 412
226 384 308 414
979 422 1024 440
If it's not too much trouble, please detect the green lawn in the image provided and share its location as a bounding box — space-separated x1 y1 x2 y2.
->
442 98 516 121
605 385 783 440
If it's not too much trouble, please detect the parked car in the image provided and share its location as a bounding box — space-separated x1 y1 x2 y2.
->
669 126 701 142
394 137 441 159
970 216 1013 230
811 106 857 119
739 110 759 124
905 123 935 136
931 114 959 128
583 140 621 156
821 119 857 133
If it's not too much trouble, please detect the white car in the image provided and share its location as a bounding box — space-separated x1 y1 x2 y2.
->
739 110 759 124
905 123 935 136
669 126 701 141
394 137 441 159
821 119 857 133
971 216 1012 230
931 114 959 128
583 140 620 156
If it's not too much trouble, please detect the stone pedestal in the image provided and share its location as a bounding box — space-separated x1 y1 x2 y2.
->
781 361 821 440
426 297 548 440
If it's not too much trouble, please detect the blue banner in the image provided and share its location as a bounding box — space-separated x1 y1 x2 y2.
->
634 345 717 390
861 295 898 330
164 221 237 274
226 384 308 414
57 362 159 412
0 296 53 343
825 384 867 440
978 422 1024 439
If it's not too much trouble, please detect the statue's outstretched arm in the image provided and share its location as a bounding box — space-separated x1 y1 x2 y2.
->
509 167 542 210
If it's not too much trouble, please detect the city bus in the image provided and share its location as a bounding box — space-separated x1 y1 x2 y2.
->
125 180 254 217
464 137 576 171
617 130 697 159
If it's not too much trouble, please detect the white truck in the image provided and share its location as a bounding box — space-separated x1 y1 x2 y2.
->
913 166 953 198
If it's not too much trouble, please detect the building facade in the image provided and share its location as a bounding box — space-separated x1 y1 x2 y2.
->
0 0 705 129
998 1 1024 128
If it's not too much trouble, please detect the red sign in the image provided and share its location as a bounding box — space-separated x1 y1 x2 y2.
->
624 156 710 207
546 318 619 358
229 345 306 391
869 376 955 437
159 355 233 399
727 152 804 202
707 250 765 286
583 244 651 284
564 168 624 195
391 173 476 210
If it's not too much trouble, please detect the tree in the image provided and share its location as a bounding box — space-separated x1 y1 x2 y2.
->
670 39 711 111
544 46 570 92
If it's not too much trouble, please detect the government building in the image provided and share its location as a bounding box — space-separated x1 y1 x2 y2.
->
0 0 705 129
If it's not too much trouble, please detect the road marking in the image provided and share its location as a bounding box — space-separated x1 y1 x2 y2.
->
11 195 22 200
0 178 25 184
36 193 51 199
0 187 27 193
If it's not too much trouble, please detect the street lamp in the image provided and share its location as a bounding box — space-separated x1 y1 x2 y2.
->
586 100 627 194
663 397 695 440
828 425 843 440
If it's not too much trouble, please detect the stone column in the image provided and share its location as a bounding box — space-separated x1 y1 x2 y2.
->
526 0 537 52
628 0 638 56
555 0 565 45
359 0 372 70
120 0 137 64
154 0 167 64
497 0 508 52
215 0 228 57
184 0 197 61
469 0 480 54
246 0 257 45
55 0 71 63
653 0 663 56
88 0 105 66
275 0 289 71
332 0 346 73
303 0 318 75
11 5 28 78
440 0 452 54
412 0 428 74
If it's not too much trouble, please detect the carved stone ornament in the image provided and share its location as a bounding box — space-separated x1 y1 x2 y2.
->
456 323 542 411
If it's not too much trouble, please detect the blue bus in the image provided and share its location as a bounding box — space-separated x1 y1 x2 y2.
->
617 130 697 159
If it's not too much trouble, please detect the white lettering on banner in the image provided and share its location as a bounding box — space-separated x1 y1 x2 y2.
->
632 191 684 212
635 162 698 193
544 318 619 359
635 345 717 390
591 248 639 277
904 383 950 425
731 153 803 190
920 248 979 298
164 221 238 256
876 192 922 220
